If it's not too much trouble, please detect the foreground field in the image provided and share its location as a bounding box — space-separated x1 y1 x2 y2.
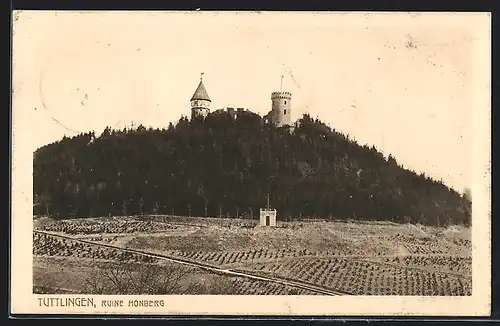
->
33 215 472 296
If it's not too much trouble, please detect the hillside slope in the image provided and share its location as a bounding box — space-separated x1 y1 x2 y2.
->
33 110 471 226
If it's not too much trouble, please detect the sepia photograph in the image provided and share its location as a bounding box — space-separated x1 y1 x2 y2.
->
11 11 491 316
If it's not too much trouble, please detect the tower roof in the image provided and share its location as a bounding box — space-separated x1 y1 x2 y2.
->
190 80 211 102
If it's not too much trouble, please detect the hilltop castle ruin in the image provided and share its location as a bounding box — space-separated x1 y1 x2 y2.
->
189 73 292 127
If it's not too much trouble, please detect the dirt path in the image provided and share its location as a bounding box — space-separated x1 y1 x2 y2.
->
69 229 201 247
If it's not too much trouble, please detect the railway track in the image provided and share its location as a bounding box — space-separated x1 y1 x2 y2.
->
33 230 348 296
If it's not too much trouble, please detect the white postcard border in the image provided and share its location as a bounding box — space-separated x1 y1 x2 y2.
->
11 11 491 316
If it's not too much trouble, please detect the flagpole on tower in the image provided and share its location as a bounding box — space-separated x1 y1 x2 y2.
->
280 75 284 91
200 72 204 81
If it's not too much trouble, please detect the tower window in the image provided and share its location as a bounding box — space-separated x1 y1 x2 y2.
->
284 109 287 115
284 100 287 104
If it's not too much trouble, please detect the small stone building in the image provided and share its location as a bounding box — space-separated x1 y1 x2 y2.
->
259 208 277 227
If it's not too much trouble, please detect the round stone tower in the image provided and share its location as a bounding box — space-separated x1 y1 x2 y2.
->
264 75 293 127
270 91 292 127
190 73 211 119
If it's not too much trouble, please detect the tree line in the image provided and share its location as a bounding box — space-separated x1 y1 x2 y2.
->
33 110 471 227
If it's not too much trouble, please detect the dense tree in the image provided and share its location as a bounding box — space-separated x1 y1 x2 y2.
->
33 110 470 226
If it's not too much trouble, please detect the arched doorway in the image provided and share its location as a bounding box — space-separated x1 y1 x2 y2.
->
265 216 270 226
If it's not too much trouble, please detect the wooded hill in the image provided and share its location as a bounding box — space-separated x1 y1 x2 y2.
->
33 110 471 226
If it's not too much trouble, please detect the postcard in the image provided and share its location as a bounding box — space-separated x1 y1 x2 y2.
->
11 11 491 316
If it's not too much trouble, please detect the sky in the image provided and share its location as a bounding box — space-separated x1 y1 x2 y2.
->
12 11 491 193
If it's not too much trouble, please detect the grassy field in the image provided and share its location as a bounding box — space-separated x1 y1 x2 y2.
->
33 215 472 296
